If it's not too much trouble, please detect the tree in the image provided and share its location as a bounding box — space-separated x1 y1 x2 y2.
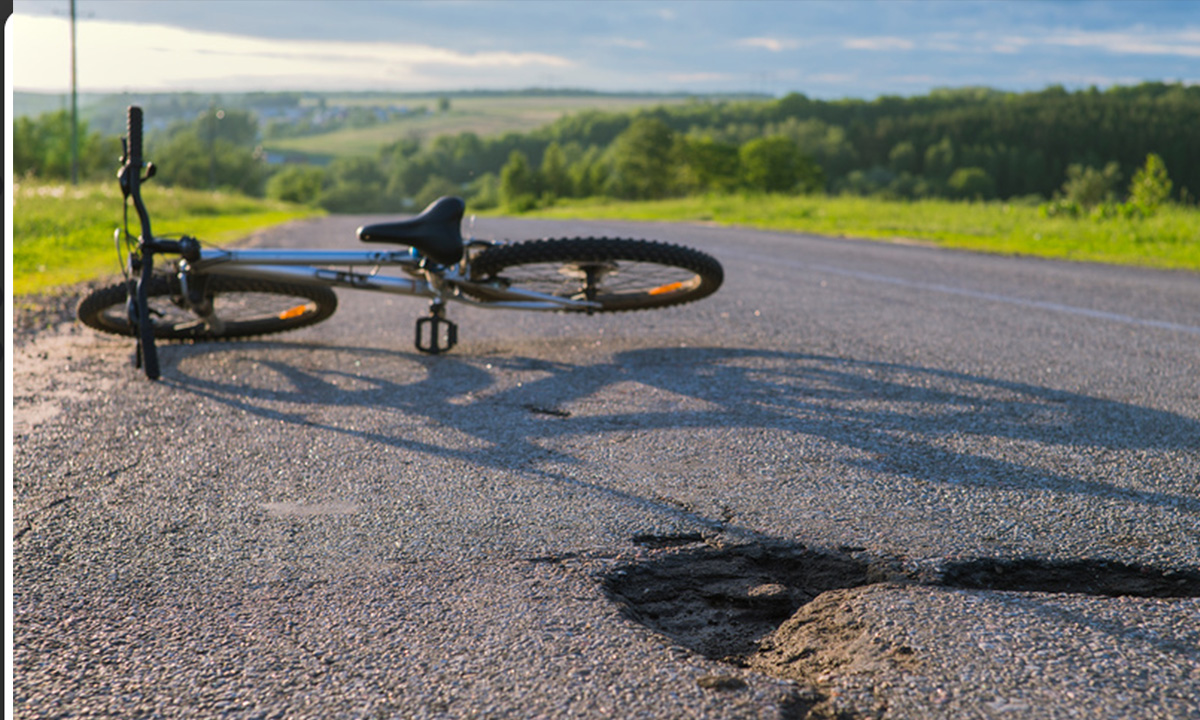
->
924 137 956 180
12 111 118 180
676 135 740 193
606 116 676 199
266 165 325 205
387 153 438 201
318 156 388 212
739 136 823 193
466 172 501 209
568 146 608 198
151 108 268 194
499 150 539 209
1061 162 1121 208
540 142 572 199
1128 153 1172 212
888 141 919 174
196 107 259 148
947 167 995 199
413 175 460 210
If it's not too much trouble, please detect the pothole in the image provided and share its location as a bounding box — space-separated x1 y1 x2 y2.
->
602 540 1200 716
603 542 874 662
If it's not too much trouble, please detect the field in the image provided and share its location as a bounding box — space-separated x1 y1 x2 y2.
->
524 195 1200 272
261 94 703 160
12 181 324 295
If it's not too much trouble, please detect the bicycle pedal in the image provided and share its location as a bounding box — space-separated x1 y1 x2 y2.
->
415 314 458 354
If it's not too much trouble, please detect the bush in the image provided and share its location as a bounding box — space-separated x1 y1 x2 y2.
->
1061 162 1121 208
1128 153 1172 214
605 117 677 199
318 157 387 212
465 173 500 210
1038 199 1082 218
412 176 461 210
836 166 895 196
266 165 325 205
947 167 995 200
499 150 539 208
738 136 823 193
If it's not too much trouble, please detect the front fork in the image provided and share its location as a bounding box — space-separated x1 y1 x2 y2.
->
176 261 225 334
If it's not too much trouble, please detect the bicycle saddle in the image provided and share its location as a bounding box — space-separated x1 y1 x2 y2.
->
357 196 465 265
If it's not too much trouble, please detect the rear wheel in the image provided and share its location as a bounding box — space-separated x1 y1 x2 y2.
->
78 274 338 340
467 238 723 311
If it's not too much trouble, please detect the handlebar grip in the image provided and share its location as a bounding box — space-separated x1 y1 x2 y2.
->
127 106 143 165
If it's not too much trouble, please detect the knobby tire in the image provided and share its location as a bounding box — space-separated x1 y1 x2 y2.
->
78 274 338 341
467 238 723 311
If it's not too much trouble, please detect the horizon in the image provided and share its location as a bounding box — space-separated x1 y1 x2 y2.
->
8 1 1199 101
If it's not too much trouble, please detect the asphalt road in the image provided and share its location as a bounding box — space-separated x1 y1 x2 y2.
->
11 215 1200 719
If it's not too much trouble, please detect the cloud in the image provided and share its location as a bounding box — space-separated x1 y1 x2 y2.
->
915 27 1200 58
843 37 915 52
1043 28 1200 58
605 38 649 50
806 72 859 85
10 15 574 92
737 37 802 52
894 74 938 85
990 36 1032 54
667 72 735 83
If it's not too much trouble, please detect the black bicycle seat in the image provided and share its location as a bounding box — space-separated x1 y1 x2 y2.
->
357 196 465 266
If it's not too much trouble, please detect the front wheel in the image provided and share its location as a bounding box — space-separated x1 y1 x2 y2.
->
466 238 723 311
78 274 338 340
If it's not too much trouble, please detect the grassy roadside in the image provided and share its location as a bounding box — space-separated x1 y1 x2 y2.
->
520 195 1200 272
12 181 325 296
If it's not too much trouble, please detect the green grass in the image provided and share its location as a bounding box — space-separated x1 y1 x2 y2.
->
521 195 1200 272
13 181 325 295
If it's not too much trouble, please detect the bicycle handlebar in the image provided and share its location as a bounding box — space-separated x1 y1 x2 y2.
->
125 105 155 243
123 106 197 259
127 106 143 171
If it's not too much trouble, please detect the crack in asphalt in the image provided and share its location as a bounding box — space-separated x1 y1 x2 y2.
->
13 494 75 542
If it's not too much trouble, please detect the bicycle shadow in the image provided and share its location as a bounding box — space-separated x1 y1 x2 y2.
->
157 341 1200 698
158 341 1200 521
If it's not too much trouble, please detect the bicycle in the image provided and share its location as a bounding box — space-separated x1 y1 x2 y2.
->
78 106 725 380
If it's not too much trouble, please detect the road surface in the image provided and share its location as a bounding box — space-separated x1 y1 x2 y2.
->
11 215 1200 718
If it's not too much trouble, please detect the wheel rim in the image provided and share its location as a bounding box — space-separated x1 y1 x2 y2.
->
500 260 705 305
97 291 322 336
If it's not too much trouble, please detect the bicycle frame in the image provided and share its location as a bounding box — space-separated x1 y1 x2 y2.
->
180 246 602 312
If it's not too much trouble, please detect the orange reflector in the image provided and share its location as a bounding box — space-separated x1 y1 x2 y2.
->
648 281 685 296
278 304 309 320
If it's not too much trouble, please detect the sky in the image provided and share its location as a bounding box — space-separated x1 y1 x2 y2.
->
7 0 1200 99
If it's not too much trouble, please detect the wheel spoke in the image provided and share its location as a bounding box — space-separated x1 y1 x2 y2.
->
78 274 337 340
467 238 723 312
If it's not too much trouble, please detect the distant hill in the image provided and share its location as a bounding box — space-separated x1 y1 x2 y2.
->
13 89 767 144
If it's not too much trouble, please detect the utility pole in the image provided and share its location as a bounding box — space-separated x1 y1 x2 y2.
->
208 102 219 191
70 0 79 185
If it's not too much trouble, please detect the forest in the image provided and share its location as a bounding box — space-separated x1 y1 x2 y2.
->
12 83 1198 215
